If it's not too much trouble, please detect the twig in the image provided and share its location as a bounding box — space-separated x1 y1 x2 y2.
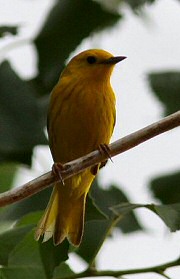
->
0 111 179 207
56 256 180 279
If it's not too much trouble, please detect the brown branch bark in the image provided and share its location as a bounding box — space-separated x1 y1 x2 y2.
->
0 111 179 207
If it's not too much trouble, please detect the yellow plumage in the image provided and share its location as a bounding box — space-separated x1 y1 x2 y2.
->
35 49 126 246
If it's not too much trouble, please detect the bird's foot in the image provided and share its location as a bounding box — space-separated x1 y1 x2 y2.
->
99 143 113 163
52 162 68 186
91 144 112 176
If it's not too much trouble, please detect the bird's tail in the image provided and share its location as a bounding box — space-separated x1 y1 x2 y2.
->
35 181 87 246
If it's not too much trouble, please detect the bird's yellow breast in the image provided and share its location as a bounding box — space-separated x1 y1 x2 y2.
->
48 75 115 163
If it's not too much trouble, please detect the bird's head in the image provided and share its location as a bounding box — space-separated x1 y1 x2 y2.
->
61 49 126 82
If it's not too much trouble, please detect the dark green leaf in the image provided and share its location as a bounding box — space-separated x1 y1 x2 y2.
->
39 239 69 278
0 266 46 279
35 0 120 90
85 195 107 221
153 203 180 232
148 72 180 115
124 0 155 10
0 225 33 266
53 263 74 279
132 0 155 9
0 61 47 165
90 180 142 233
0 163 18 193
16 211 43 228
8 230 45 268
150 171 180 204
110 202 143 217
77 219 112 264
111 202 180 232
0 26 18 38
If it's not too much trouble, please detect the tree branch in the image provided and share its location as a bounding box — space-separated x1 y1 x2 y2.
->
0 111 179 207
58 256 180 279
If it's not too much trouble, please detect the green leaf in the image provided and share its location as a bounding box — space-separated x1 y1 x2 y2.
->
0 61 47 165
8 230 46 268
90 180 142 233
0 225 33 266
0 163 18 193
110 202 143 217
150 171 180 204
16 211 43 228
38 239 69 279
77 219 112 264
0 163 18 223
152 203 180 232
53 263 74 279
148 71 180 115
111 202 180 232
0 266 46 279
124 0 156 10
0 26 18 38
35 0 120 90
6 230 69 278
85 195 107 221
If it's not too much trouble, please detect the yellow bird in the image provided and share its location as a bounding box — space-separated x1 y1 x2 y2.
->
35 49 126 246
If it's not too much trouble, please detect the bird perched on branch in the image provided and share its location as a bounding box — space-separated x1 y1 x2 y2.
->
35 49 126 246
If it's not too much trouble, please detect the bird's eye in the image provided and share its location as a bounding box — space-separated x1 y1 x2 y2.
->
86 56 97 64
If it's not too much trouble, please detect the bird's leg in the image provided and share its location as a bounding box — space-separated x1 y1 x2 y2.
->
52 162 66 186
99 143 113 164
91 144 112 175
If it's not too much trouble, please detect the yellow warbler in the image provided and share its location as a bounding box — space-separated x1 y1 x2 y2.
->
35 49 126 246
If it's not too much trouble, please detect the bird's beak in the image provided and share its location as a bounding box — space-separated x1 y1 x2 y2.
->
100 56 127 65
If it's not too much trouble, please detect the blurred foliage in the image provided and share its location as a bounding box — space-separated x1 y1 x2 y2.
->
0 163 18 193
149 72 180 115
124 0 156 9
0 26 19 38
111 201 180 232
0 61 47 165
35 0 121 91
90 180 142 233
0 0 180 278
150 171 180 204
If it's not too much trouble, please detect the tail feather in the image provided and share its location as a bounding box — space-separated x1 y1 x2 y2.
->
35 185 60 243
54 193 86 246
35 182 87 246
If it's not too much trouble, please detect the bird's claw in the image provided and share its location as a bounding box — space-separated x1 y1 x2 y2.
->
52 163 66 186
99 144 113 163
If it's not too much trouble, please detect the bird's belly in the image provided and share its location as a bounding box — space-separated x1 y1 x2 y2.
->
49 88 115 163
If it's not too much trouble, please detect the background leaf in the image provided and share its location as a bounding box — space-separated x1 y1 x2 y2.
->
150 171 180 204
0 225 33 266
76 219 112 264
8 230 47 277
85 195 107 221
111 202 180 232
90 180 142 233
53 263 75 279
0 266 46 279
0 26 18 38
38 239 69 278
124 0 156 10
148 71 180 115
152 203 180 232
0 163 18 193
34 0 120 91
0 61 47 165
